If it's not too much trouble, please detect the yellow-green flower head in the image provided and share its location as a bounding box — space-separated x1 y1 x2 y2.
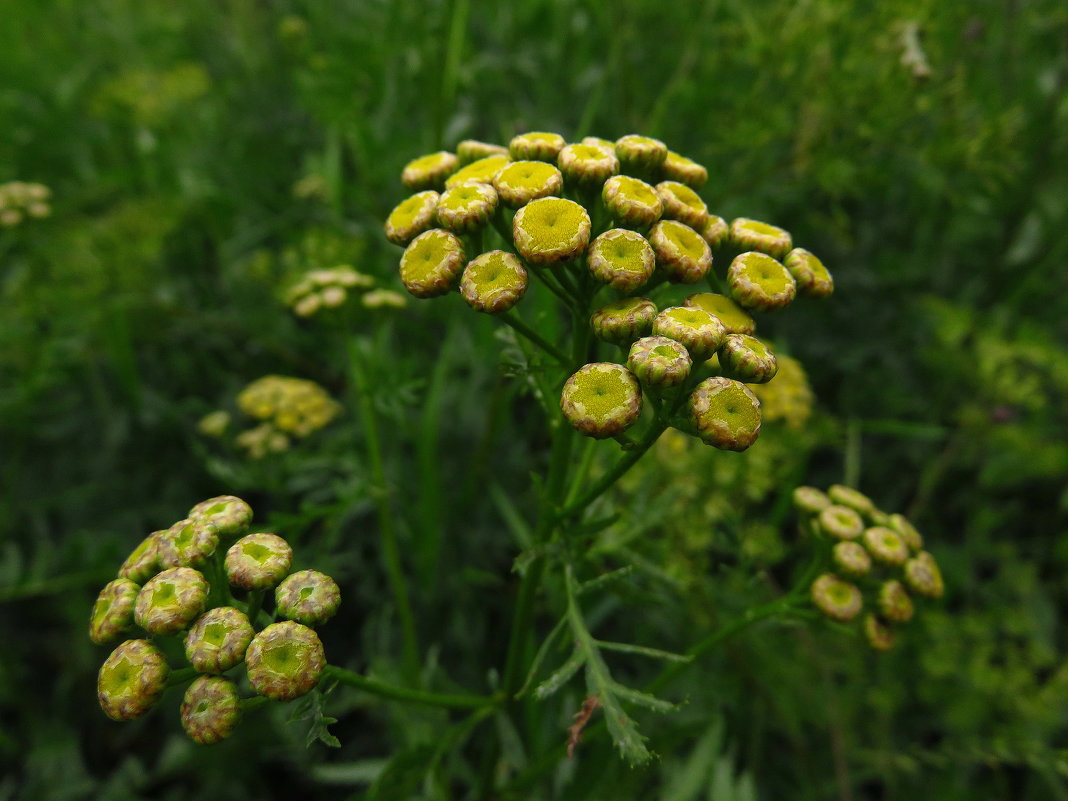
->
793 485 832 515
385 191 440 246
580 136 616 154
558 143 619 188
119 531 164 584
653 306 726 360
275 569 342 626
493 160 564 208
445 155 511 187
512 196 592 266
362 288 409 310
649 220 712 284
818 504 864 540
134 566 209 636
245 621 326 701
627 336 691 388
832 541 872 577
197 410 231 438
684 293 755 335
560 363 643 439
810 573 863 622
225 533 293 591
688 377 762 451
727 252 797 312
90 579 140 645
729 217 793 260
699 215 729 249
718 334 778 384
157 518 219 570
457 139 509 164
97 639 169 721
586 228 655 292
184 606 255 673
181 675 240 745
655 181 709 230
237 376 341 437
614 134 668 173
784 248 834 298
293 293 322 317
660 151 708 189
878 579 914 623
887 513 924 551
590 297 657 345
236 423 290 459
435 182 499 233
189 495 253 540
904 551 944 599
750 353 813 429
399 228 466 298
509 131 566 162
460 250 528 314
602 175 663 228
401 151 459 191
827 484 876 519
863 526 909 566
863 614 895 651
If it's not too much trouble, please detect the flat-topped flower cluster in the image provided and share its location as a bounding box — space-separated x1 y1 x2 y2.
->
89 495 340 744
385 131 834 451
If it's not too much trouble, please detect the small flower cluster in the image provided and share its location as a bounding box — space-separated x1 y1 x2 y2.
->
0 181 52 227
217 375 342 458
90 495 340 744
284 264 407 317
385 132 833 452
749 353 814 430
794 484 944 651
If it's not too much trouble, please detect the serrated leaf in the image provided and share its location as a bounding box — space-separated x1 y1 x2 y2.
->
533 647 585 700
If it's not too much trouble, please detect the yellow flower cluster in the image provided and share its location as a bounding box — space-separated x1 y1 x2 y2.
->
92 62 211 127
237 375 341 437
749 354 814 430
284 265 377 317
0 182 51 227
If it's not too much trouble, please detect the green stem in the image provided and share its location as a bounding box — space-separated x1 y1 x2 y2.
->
323 665 497 709
499 310 571 366
166 667 198 688
245 589 265 627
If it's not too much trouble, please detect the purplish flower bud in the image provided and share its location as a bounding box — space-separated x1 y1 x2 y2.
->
185 606 255 673
245 621 326 701
181 675 241 744
134 567 209 636
90 579 140 645
275 569 342 626
97 639 169 721
226 533 293 591
157 518 219 570
188 495 253 540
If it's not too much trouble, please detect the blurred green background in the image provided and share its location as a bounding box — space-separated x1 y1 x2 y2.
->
2 0 1067 799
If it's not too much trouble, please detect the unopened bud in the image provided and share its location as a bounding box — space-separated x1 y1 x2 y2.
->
560 363 643 439
385 191 440 246
688 377 762 451
557 143 619 188
157 518 219 570
653 306 726 360
445 155 511 187
827 485 876 519
188 495 253 540
509 131 566 162
718 334 778 383
660 151 708 188
97 639 169 721
683 292 755 335
614 134 668 173
460 250 528 314
793 485 832 515
245 621 326 701
586 229 655 292
627 336 691 388
698 215 729 249
811 574 863 622
226 533 293 591
649 220 712 284
878 580 914 623
904 551 944 599
832 541 872 577
863 614 895 651
181 675 241 744
602 175 662 228
887 513 924 551
119 531 164 584
784 248 834 298
513 197 591 266
399 229 466 298
862 526 909 566
655 181 709 229
729 217 793 260
435 182 499 234
275 569 342 626
817 505 864 541
727 252 797 312
590 298 657 345
401 151 459 191
457 139 509 164
493 161 564 208
185 606 255 673
134 567 209 636
89 579 140 645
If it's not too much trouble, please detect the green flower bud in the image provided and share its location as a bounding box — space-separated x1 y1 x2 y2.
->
460 250 528 314
560 363 643 439
118 531 164 584
649 220 712 284
654 181 709 229
793 485 832 515
157 518 219 570
660 151 708 188
698 215 729 249
275 569 342 626
90 579 140 645
181 675 241 744
832 541 872 577
602 175 663 228
580 136 616 153
435 182 499 233
557 143 619 188
384 191 440 246
457 139 509 164
493 160 564 208
614 134 668 173
401 151 459 191
688 377 762 451
586 229 655 292
718 334 778 383
188 495 253 540
446 156 511 189
862 526 909 566
817 505 865 540
590 298 657 345
512 197 591 266
509 131 566 162
878 579 914 623
184 606 255 673
653 306 726 360
683 292 755 335
97 639 169 721
226 533 293 591
727 252 797 312
729 217 793 260
134 567 209 636
810 574 862 622
784 248 834 298
887 513 924 551
863 614 895 651
904 551 944 599
245 621 326 701
627 336 691 388
399 229 466 298
827 485 876 519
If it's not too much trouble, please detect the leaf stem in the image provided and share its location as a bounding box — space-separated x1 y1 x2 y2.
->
499 310 571 367
323 665 497 709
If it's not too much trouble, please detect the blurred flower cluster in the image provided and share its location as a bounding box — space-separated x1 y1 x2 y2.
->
284 264 406 317
0 181 51 227
91 62 211 127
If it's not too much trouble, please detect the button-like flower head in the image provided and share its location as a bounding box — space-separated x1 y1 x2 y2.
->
627 336 691 388
181 676 241 744
811 574 863 622
445 155 511 187
385 191 440 246
590 298 658 345
614 134 668 173
493 161 563 208
226 533 293 591
817 505 865 541
185 606 255 673
457 139 509 164
718 334 778 384
134 566 209 636
97 639 169 721
188 495 253 540
660 151 708 188
655 181 709 229
586 229 655 292
784 248 834 298
399 229 466 298
729 217 793 259
90 579 140 645
904 551 944 599
878 579 914 623
862 526 910 566
653 306 726 361
832 542 873 577
649 220 712 284
560 363 643 439
157 518 219 569
684 292 755 335
275 569 342 626
602 175 663 228
512 197 591 266
401 151 459 191
245 621 326 701
688 377 762 451
557 143 619 188
435 182 499 233
727 252 797 312
118 531 164 584
509 131 566 162
460 250 528 314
